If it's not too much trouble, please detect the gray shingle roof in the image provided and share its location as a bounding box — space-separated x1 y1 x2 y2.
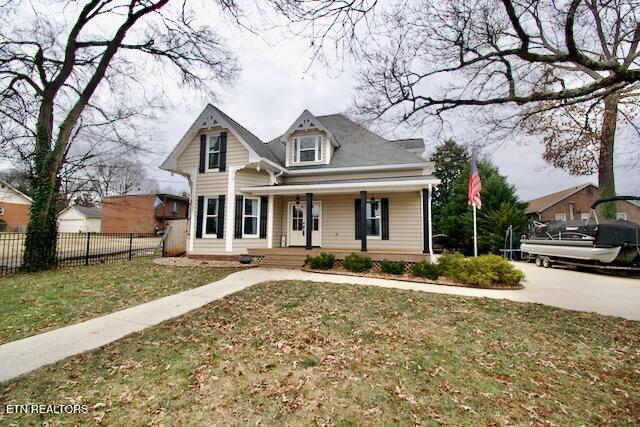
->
266 114 426 168
73 206 101 218
390 138 425 150
209 105 283 165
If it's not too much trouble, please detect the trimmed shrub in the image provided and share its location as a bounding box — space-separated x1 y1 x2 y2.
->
0 220 6 232
411 260 440 280
380 260 406 275
343 253 373 273
437 251 524 287
307 252 335 270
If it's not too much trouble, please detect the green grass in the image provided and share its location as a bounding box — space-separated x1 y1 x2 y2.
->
0 259 239 344
1 280 638 425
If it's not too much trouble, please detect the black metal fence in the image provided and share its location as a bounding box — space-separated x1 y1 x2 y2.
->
0 232 164 276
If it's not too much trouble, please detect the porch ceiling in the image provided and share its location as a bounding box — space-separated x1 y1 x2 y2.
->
240 175 440 195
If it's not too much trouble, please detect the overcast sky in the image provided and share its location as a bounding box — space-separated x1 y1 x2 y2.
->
4 4 636 202
145 20 638 202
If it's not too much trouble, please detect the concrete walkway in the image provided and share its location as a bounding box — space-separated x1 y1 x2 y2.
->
1 264 639 383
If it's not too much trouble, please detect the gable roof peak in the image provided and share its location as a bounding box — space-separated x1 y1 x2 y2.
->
281 110 340 147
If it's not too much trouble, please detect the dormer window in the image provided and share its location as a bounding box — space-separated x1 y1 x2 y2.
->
208 135 220 169
294 135 321 163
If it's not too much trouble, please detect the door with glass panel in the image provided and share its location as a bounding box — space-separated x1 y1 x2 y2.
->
287 202 322 246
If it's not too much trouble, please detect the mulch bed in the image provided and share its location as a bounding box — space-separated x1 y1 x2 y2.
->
154 257 256 269
302 266 524 290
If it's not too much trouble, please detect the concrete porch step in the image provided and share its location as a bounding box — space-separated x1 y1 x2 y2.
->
259 254 307 269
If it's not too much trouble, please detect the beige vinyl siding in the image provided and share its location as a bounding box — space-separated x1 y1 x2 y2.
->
196 174 228 196
272 196 284 247
280 192 422 251
283 169 426 184
236 169 270 187
192 238 267 255
176 126 249 172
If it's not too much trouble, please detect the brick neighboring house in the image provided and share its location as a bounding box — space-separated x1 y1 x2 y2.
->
0 179 32 232
525 183 640 223
101 194 190 234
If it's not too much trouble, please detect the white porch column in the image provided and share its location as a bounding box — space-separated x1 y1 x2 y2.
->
267 195 274 248
225 167 237 252
428 184 434 255
188 169 197 254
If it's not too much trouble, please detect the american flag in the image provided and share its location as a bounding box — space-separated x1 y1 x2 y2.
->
468 152 482 209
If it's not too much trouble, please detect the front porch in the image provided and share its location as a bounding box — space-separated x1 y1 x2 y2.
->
248 247 430 269
240 175 439 258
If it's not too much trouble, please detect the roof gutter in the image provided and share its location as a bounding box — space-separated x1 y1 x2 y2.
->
240 177 441 195
284 162 434 175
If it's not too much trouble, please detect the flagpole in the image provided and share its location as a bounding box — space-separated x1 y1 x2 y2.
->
473 204 478 257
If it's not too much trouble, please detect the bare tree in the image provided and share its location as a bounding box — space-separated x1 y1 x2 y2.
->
88 157 159 199
1 0 239 270
286 0 640 215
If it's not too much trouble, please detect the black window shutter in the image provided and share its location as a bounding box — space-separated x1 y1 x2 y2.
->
259 196 268 238
381 198 389 240
219 132 227 172
354 198 361 239
234 195 243 238
195 196 204 238
217 195 225 239
199 134 206 173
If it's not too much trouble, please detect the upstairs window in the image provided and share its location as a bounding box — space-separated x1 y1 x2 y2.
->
554 213 566 221
171 201 178 213
293 135 321 163
208 135 220 170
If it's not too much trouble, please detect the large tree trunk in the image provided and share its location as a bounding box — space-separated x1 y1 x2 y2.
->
22 102 61 272
598 93 619 219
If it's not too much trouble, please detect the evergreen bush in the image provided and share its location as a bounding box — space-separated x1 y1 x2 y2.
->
307 252 335 270
343 253 373 272
380 260 405 275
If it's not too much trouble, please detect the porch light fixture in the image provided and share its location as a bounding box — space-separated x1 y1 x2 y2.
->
295 195 300 206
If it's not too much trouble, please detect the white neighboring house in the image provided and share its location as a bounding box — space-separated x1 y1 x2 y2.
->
57 205 102 233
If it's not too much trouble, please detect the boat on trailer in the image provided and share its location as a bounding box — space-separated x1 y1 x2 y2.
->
521 196 640 270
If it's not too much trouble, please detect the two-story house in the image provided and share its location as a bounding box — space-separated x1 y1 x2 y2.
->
161 105 439 266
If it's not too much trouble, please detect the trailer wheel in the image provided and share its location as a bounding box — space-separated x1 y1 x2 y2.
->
542 256 552 268
535 256 543 267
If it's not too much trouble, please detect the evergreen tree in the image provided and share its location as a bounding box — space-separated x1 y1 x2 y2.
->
439 161 527 254
430 139 469 233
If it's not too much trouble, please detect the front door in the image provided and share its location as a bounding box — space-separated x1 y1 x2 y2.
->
288 202 321 247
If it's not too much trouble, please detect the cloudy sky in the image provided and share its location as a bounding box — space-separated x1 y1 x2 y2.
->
13 3 628 203
146 18 639 202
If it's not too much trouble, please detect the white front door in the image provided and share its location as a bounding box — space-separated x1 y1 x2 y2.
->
288 201 322 247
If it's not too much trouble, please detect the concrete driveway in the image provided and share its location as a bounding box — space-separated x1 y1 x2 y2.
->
509 261 640 321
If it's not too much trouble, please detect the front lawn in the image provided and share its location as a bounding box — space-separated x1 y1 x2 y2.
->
1 281 638 425
0 259 239 344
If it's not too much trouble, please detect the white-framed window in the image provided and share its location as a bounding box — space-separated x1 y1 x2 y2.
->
203 197 219 237
580 212 590 221
243 197 260 238
366 199 381 238
0 207 4 216
554 213 566 221
293 135 321 163
207 135 220 170
616 212 628 220
171 201 178 213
